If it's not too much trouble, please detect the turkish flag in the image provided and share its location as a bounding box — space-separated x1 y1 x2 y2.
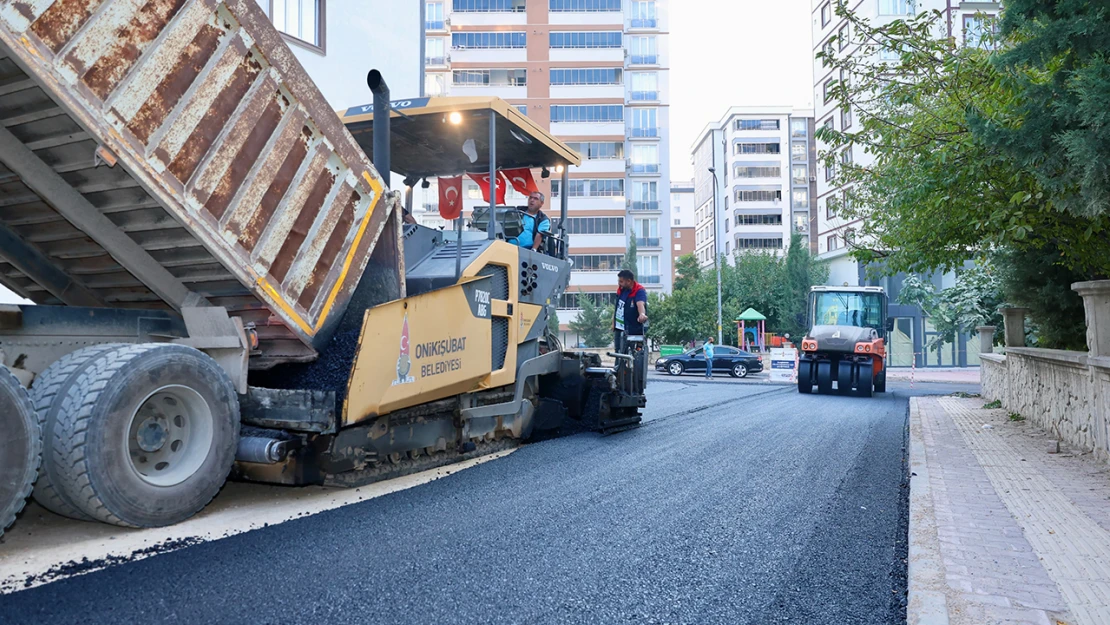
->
438 176 463 220
467 172 507 205
502 168 539 196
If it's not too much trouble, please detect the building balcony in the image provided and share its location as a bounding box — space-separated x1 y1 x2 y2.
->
424 56 447 67
629 55 659 66
629 18 658 29
640 274 662 284
629 127 659 138
635 237 661 247
630 163 661 175
630 90 658 102
631 201 660 211
425 20 446 31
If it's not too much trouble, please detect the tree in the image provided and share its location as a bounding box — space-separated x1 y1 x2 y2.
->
993 246 1089 351
569 293 613 348
781 233 829 340
673 254 702 291
547 307 560 335
896 264 1005 352
820 1 1110 279
622 230 638 278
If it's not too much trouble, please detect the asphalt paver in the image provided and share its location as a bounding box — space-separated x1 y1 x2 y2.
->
0 383 963 624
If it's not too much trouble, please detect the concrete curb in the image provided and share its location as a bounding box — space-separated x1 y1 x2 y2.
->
907 397 950 625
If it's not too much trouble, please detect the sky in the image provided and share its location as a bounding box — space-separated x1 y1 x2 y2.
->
669 0 815 182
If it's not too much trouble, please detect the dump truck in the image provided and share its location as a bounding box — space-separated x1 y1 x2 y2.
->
797 286 890 396
0 0 647 536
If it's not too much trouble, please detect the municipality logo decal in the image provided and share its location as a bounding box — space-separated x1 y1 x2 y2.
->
393 315 415 386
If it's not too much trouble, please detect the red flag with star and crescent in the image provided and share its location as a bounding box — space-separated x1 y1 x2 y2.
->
502 168 539 196
438 176 463 220
467 172 507 205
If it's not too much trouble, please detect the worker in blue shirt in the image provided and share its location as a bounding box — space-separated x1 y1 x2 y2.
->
507 192 551 251
704 337 715 379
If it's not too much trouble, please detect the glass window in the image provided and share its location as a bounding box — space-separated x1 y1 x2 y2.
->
838 24 849 50
549 31 622 48
827 234 840 251
551 179 624 197
550 68 623 85
452 32 527 49
735 237 783 250
811 291 885 330
735 119 779 131
734 166 781 178
631 1 657 27
792 189 809 208
631 144 659 173
735 143 780 155
630 108 658 137
549 0 621 11
878 0 914 16
964 14 998 49
426 2 444 29
425 73 446 96
842 105 852 129
792 142 807 161
629 36 657 64
791 119 807 137
821 2 831 26
550 105 624 123
734 189 781 202
823 77 835 104
735 214 782 226
565 217 625 234
453 0 525 12
567 255 625 271
565 142 623 159
273 0 322 48
630 72 658 100
822 40 834 67
425 37 445 64
452 69 527 86
792 165 808 184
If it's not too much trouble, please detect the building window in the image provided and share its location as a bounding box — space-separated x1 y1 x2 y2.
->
823 117 835 132
550 0 621 11
550 105 624 123
842 149 853 166
735 237 783 250
550 68 623 85
426 2 445 30
272 0 324 50
631 144 659 173
826 197 838 219
674 230 681 238
825 160 836 181
792 165 807 185
549 31 623 49
425 73 446 96
452 69 527 86
632 181 659 210
567 255 625 272
791 119 807 137
792 142 807 162
878 0 914 16
964 14 998 49
734 189 782 203
638 255 661 282
725 242 730 255
565 142 623 159
425 37 445 65
841 105 852 129
838 24 849 50
453 0 525 12
630 72 659 100
515 104 528 116
735 214 782 226
734 165 781 179
823 77 835 104
629 36 658 64
735 119 779 131
822 40 834 67
734 142 780 155
630 108 658 137
551 178 625 197
452 32 527 49
724 217 729 233
879 45 900 61
792 189 809 209
821 2 832 26
631 1 658 28
559 292 619 310
565 217 625 234
828 234 840 251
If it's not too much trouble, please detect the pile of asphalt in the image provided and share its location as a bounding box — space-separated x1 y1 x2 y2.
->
253 263 400 402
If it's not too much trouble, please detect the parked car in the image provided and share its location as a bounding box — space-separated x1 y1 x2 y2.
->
655 346 764 378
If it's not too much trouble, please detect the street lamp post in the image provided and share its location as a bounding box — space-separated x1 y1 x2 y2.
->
708 167 723 345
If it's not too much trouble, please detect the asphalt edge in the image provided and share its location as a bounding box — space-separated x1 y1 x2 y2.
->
907 397 951 625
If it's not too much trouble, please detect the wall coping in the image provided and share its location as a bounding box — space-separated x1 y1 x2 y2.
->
1090 356 1110 372
980 353 1006 364
1006 347 1089 368
1072 280 1110 296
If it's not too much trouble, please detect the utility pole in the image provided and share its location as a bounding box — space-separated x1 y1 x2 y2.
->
709 167 723 345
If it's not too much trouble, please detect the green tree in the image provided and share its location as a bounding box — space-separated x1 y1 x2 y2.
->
781 233 829 340
622 230 638 277
547 307 560 335
569 293 613 348
896 264 1005 352
994 246 1089 350
673 254 702 291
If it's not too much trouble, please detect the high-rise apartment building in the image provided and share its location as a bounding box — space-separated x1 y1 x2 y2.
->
811 0 1001 286
669 181 694 283
419 0 672 344
810 0 1001 367
690 108 816 269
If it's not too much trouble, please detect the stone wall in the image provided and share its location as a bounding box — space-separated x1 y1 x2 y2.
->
980 354 1007 404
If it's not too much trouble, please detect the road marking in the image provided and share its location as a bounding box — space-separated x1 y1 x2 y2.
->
0 449 516 593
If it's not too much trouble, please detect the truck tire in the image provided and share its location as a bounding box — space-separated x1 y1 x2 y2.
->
49 344 239 528
874 370 887 394
0 367 39 539
30 344 125 521
816 361 833 394
837 361 854 395
798 360 814 394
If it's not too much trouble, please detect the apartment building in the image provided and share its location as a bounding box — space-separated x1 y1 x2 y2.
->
419 0 672 344
810 0 1001 367
669 181 694 283
690 108 816 269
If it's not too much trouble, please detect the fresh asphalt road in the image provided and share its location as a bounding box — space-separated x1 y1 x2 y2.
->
0 379 973 625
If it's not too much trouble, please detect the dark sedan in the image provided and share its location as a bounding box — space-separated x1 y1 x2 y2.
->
655 346 764 378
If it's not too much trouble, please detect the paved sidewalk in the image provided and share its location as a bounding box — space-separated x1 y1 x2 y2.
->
909 396 1110 625
890 367 982 385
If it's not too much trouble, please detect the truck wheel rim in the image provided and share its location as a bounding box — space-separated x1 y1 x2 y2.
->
126 385 214 487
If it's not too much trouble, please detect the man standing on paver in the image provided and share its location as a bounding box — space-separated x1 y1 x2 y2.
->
704 337 715 379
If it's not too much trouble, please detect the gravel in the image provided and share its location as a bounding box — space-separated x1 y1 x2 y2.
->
0 382 954 625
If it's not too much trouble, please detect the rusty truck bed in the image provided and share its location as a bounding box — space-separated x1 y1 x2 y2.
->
0 0 396 368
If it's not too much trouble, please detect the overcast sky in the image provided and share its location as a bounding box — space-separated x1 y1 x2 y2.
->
669 0 815 181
